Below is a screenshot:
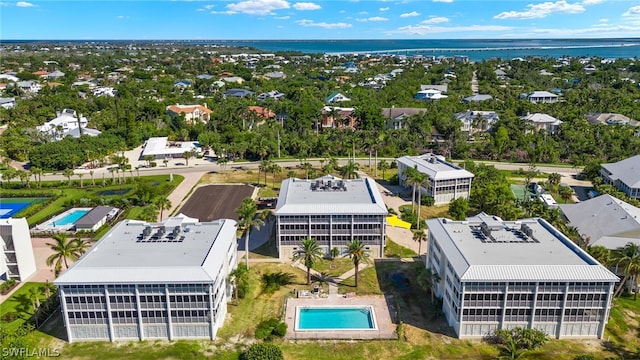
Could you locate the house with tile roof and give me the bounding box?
[585,113,637,126]
[166,104,212,125]
[321,106,357,129]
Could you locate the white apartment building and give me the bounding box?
[275,175,388,259]
[397,154,474,205]
[0,218,37,281]
[426,213,618,339]
[54,215,238,342]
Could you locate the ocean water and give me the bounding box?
[219,38,640,61]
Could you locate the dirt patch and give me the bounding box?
[177,184,255,221]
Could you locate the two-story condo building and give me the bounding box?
[397,154,474,205]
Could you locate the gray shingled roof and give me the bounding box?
[559,194,640,249]
[75,206,117,227]
[601,155,640,188]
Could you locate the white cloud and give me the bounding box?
[357,16,388,22]
[598,18,608,22]
[116,15,130,19]
[16,1,36,7]
[339,10,345,13]
[433,0,453,2]
[293,2,320,10]
[494,1,585,20]
[227,0,290,15]
[380,7,389,11]
[422,16,449,24]
[623,5,640,16]
[211,10,237,14]
[295,19,352,29]
[359,11,368,14]
[581,0,603,4]
[274,15,290,19]
[400,11,420,18]
[197,4,215,11]
[388,24,512,35]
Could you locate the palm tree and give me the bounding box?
[416,267,441,302]
[404,167,420,213]
[30,166,43,188]
[269,163,282,188]
[612,243,640,298]
[258,160,271,186]
[345,239,370,288]
[154,196,172,221]
[89,170,95,186]
[46,234,88,276]
[235,197,264,268]
[340,160,359,179]
[228,263,249,305]
[139,203,159,222]
[183,151,192,166]
[298,162,313,180]
[547,172,561,188]
[377,159,390,180]
[292,237,324,285]
[587,246,611,266]
[77,173,84,188]
[62,168,74,186]
[413,230,428,256]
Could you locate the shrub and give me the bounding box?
[0,312,19,323]
[261,272,293,294]
[255,318,287,340]
[573,355,596,360]
[0,279,17,295]
[242,343,283,360]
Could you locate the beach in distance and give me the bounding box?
[5,38,640,60]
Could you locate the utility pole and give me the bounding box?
[277,130,281,158]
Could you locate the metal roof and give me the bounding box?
[601,155,640,188]
[54,216,237,285]
[559,194,640,249]
[426,214,618,282]
[74,206,117,227]
[397,154,475,181]
[275,176,387,215]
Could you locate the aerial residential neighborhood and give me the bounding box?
[1,39,640,360]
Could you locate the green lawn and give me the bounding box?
[0,282,48,331]
[385,239,418,258]
[311,258,354,277]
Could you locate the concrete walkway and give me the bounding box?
[291,260,370,297]
[164,170,206,219]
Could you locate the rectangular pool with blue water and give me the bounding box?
[296,306,377,331]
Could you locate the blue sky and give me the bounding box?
[1,0,639,39]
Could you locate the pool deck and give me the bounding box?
[32,207,92,232]
[284,294,397,340]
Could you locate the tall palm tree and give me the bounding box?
[46,234,88,276]
[154,196,172,221]
[292,237,324,285]
[235,197,264,268]
[269,163,282,188]
[404,167,420,213]
[228,263,249,305]
[377,159,390,180]
[345,239,370,288]
[62,168,74,186]
[258,160,271,186]
[416,267,441,302]
[613,243,640,298]
[340,160,359,179]
[413,230,428,256]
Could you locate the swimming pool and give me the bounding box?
[296,306,377,331]
[52,209,90,227]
